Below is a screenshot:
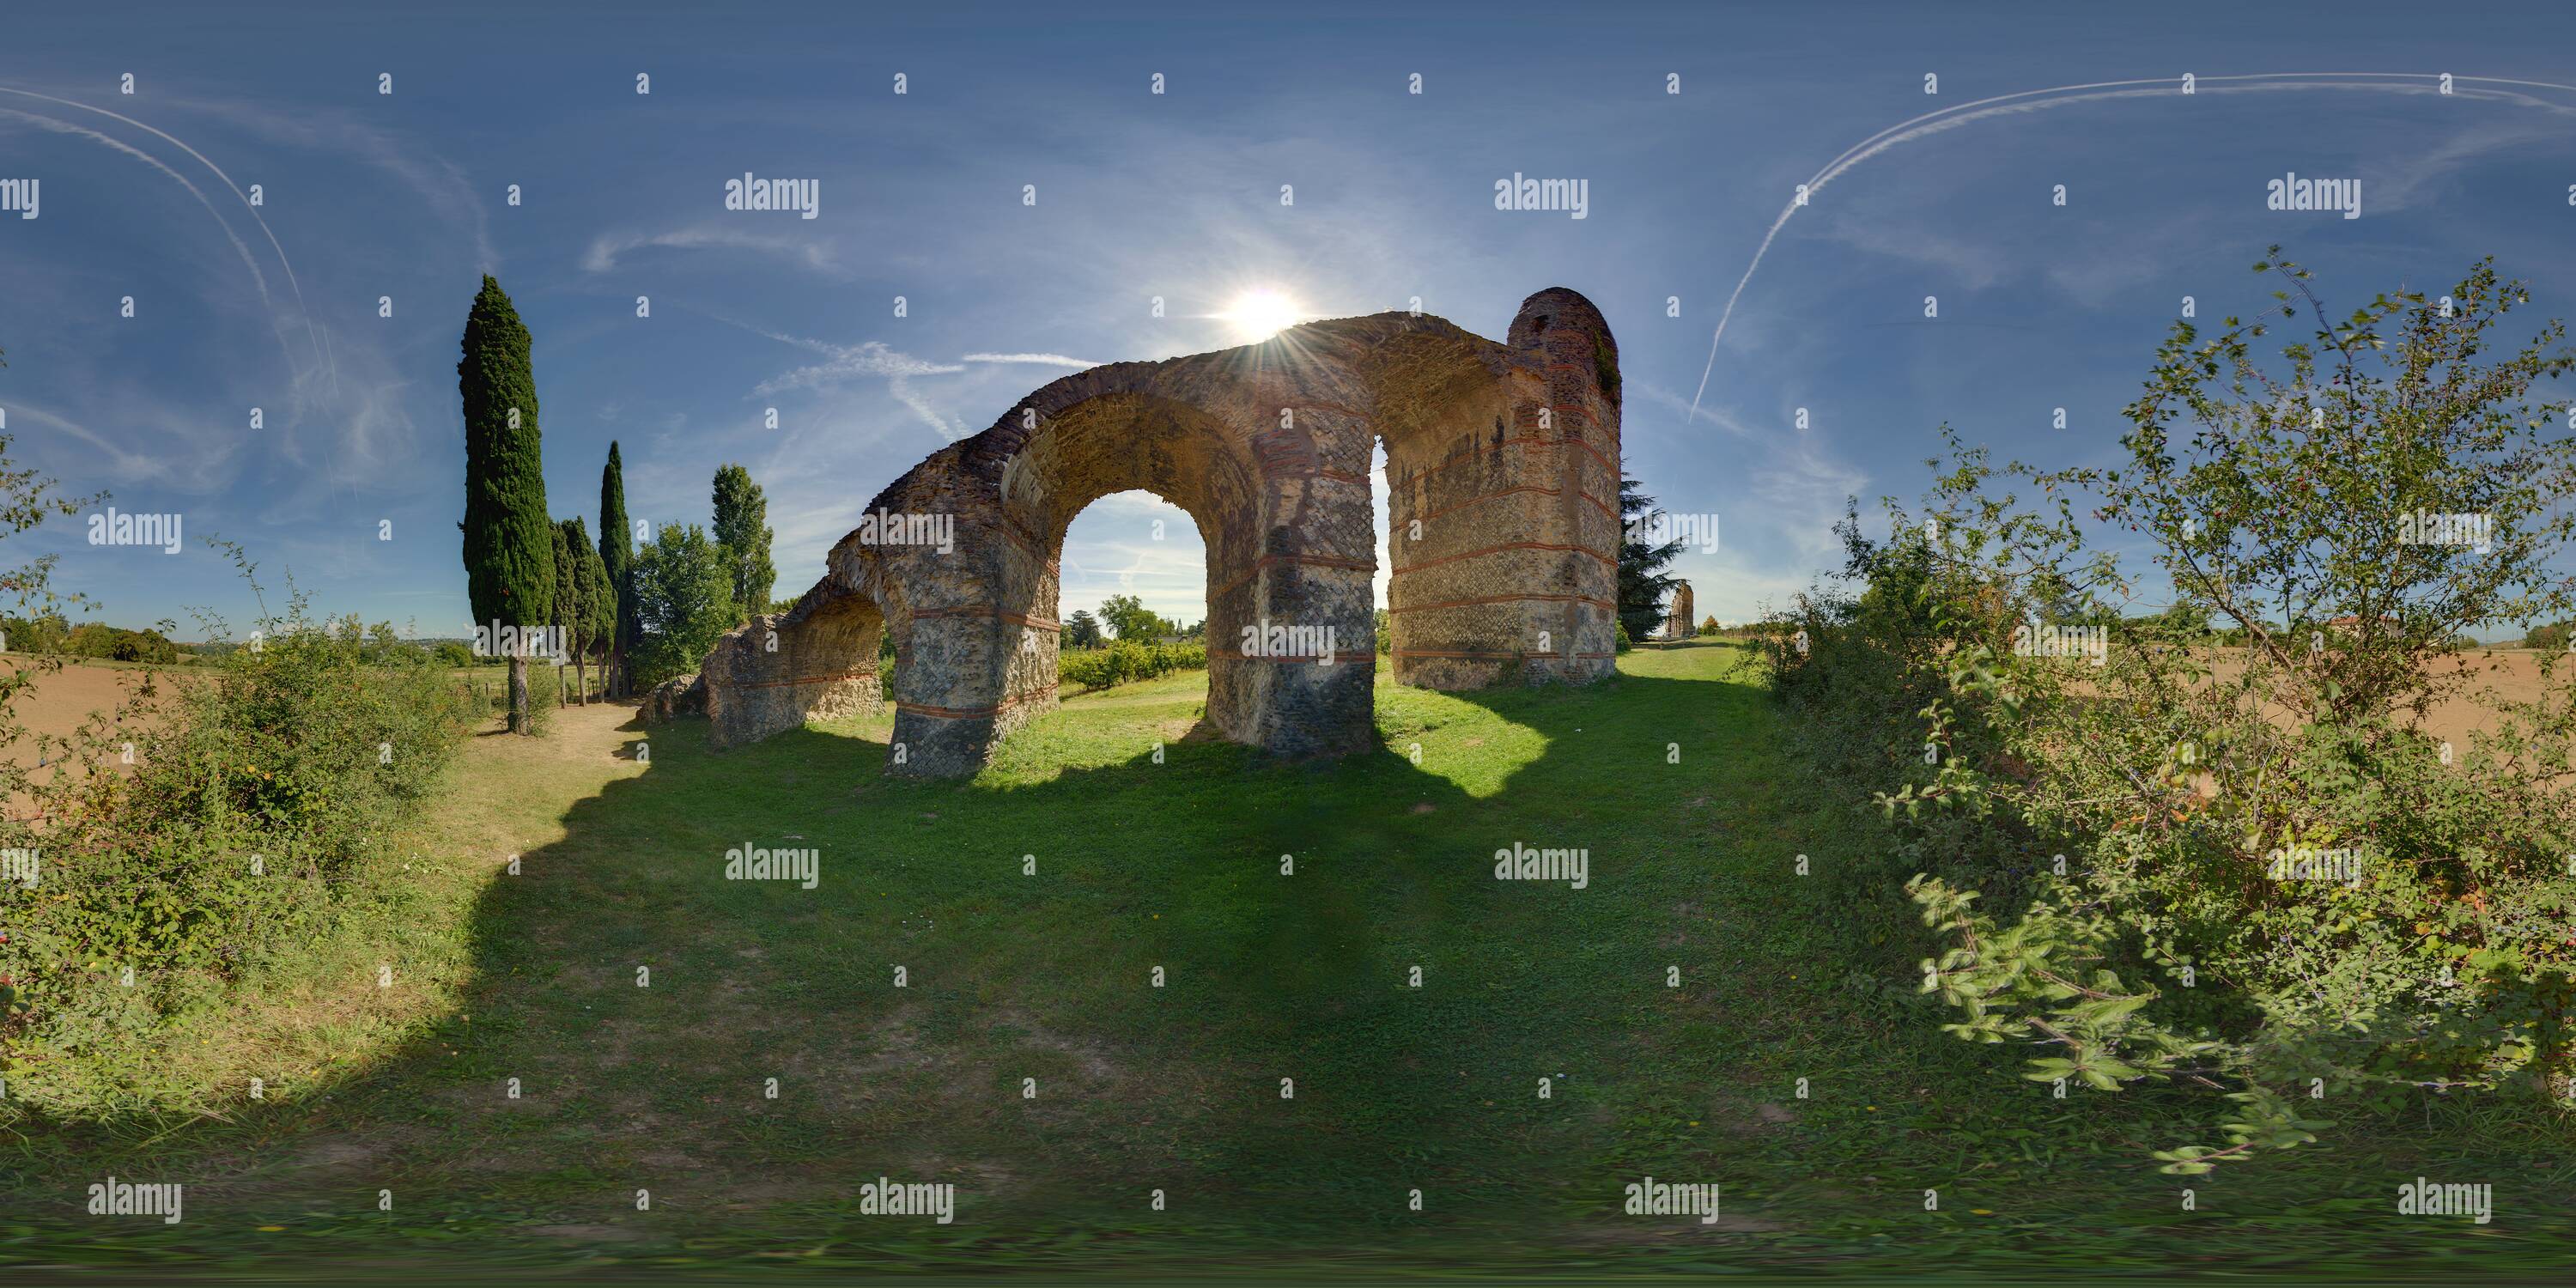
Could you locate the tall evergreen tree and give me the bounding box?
[599,441,636,696]
[1616,474,1684,644]
[550,519,574,688]
[710,463,776,618]
[553,516,608,703]
[581,524,614,697]
[458,275,553,734]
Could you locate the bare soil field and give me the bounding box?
[2193,646,2564,749]
[2,656,173,811]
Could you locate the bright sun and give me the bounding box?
[1219,289,1303,342]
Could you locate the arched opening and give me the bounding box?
[1054,486,1210,676]
[996,390,1273,747]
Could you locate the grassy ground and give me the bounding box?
[1,642,2569,1282]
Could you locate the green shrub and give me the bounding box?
[1058,639,1208,691]
[1765,253,2576,1175]
[0,566,474,1113]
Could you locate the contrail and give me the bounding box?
[0,110,277,314]
[1688,71,2576,424]
[0,84,333,395]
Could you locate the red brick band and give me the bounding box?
[896,684,1058,721]
[1395,649,1616,661]
[1390,592,1614,614]
[1391,541,1615,576]
[1209,552,1378,601]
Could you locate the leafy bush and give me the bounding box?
[1764,253,2576,1174]
[629,522,739,690]
[0,550,474,1113]
[1059,639,1207,691]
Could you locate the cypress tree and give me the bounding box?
[711,462,776,617]
[553,517,606,704]
[458,275,553,734]
[600,441,636,696]
[581,521,614,702]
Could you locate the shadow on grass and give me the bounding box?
[10,643,2573,1278]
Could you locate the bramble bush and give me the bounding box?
[0,542,473,1115]
[1763,252,2576,1173]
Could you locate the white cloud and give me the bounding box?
[960,352,1101,368]
[583,224,837,275]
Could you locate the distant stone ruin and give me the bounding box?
[695,288,1623,777]
[1664,580,1694,641]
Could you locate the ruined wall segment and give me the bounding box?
[1388,288,1622,687]
[699,288,1624,777]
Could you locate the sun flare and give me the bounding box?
[1219,289,1303,342]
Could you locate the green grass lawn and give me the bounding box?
[3,641,2570,1281]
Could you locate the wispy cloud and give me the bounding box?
[583,224,838,275]
[740,328,968,441]
[959,352,1102,368]
[179,96,497,272]
[1630,381,1759,438]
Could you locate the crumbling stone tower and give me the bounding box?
[696,288,1622,777]
[1665,580,1694,640]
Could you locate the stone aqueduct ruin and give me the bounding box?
[694,287,1623,777]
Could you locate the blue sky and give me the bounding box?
[8,1,2576,640]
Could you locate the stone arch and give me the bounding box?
[701,287,1622,777]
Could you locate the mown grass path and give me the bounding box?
[4,642,2571,1280]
